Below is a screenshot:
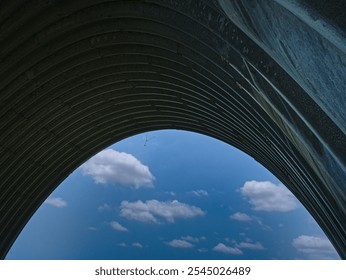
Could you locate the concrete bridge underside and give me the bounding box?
[0,0,345,259]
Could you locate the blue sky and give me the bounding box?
[6,130,340,260]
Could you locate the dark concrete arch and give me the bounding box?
[0,0,345,259]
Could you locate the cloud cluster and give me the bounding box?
[167,239,194,248]
[120,200,205,223]
[44,197,67,208]
[110,221,128,232]
[292,235,338,259]
[213,243,243,255]
[240,181,297,212]
[81,149,155,188]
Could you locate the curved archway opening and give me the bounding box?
[6,130,339,260]
[0,0,345,260]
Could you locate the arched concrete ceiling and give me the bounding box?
[0,0,345,259]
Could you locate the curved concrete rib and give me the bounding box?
[0,0,345,259]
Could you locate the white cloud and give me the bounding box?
[240,181,297,212]
[237,241,265,250]
[188,189,209,197]
[117,242,127,247]
[44,197,67,208]
[213,243,243,255]
[252,216,272,231]
[132,242,143,248]
[120,200,205,223]
[292,235,339,259]
[98,203,111,212]
[167,239,193,248]
[230,212,253,222]
[230,212,271,230]
[81,149,155,188]
[110,221,128,232]
[181,236,206,243]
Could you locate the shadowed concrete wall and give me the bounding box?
[0,0,345,259]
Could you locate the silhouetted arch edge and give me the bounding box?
[0,0,345,259]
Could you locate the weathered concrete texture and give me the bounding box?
[0,0,345,259]
[219,0,346,134]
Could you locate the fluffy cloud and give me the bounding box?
[292,235,338,259]
[181,236,206,243]
[167,239,194,248]
[237,241,265,250]
[213,243,243,255]
[230,212,253,222]
[240,181,297,212]
[81,149,155,188]
[187,189,209,197]
[44,197,67,208]
[120,200,205,223]
[110,221,128,232]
